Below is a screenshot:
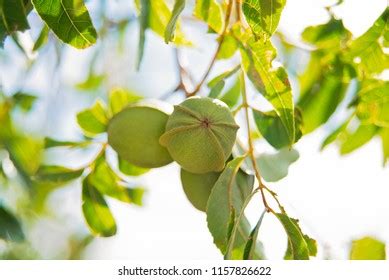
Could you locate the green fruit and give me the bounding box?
[180,169,220,212]
[108,102,173,168]
[160,97,239,174]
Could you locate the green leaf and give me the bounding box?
[320,117,352,150]
[253,109,302,149]
[346,10,389,75]
[118,157,149,176]
[217,33,238,59]
[302,18,351,50]
[356,80,389,128]
[381,128,389,166]
[0,205,25,242]
[257,148,299,182]
[0,0,30,47]
[109,88,142,116]
[194,0,224,33]
[207,66,240,88]
[44,137,83,148]
[137,0,150,70]
[34,165,84,184]
[208,80,225,98]
[31,0,97,49]
[219,77,241,109]
[76,99,108,136]
[82,175,117,237]
[90,156,144,205]
[11,92,37,112]
[75,73,105,91]
[206,156,254,254]
[298,54,352,133]
[239,35,295,144]
[350,237,386,260]
[242,0,286,38]
[340,124,378,155]
[275,213,310,260]
[33,24,49,51]
[243,210,266,260]
[164,0,185,43]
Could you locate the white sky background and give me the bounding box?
[0,0,388,260]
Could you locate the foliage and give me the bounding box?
[0,0,387,260]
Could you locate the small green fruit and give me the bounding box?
[180,169,220,212]
[160,97,239,174]
[108,102,173,168]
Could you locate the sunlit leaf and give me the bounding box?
[207,66,240,88]
[33,24,49,52]
[0,205,25,242]
[256,148,299,182]
[82,175,117,237]
[118,157,149,177]
[242,0,286,38]
[346,10,389,75]
[164,0,185,43]
[220,77,241,109]
[350,237,386,260]
[75,73,105,91]
[31,0,97,49]
[243,210,266,260]
[44,137,83,149]
[90,156,144,205]
[34,165,84,184]
[217,33,238,59]
[0,0,30,47]
[109,88,142,116]
[76,99,108,136]
[320,117,352,150]
[239,33,295,144]
[275,213,310,260]
[356,80,389,128]
[253,109,302,149]
[194,0,224,33]
[340,124,378,155]
[381,128,389,166]
[207,156,255,254]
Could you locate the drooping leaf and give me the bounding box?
[320,116,352,150]
[381,128,389,166]
[242,0,286,38]
[33,24,49,51]
[76,99,108,136]
[164,0,185,43]
[275,213,310,260]
[31,0,97,49]
[238,33,295,144]
[208,66,240,88]
[82,175,117,237]
[109,88,142,116]
[256,148,299,182]
[253,109,302,149]
[302,18,351,50]
[220,77,241,109]
[118,157,149,177]
[346,10,389,76]
[0,0,30,47]
[11,92,37,112]
[206,156,255,254]
[350,237,386,260]
[194,0,224,33]
[340,124,378,155]
[298,54,353,133]
[0,205,25,242]
[137,0,150,69]
[243,210,266,260]
[90,156,144,205]
[34,165,84,184]
[44,137,83,149]
[356,80,389,128]
[208,80,225,98]
[75,73,105,91]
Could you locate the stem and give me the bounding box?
[235,0,242,22]
[187,0,234,97]
[240,70,274,213]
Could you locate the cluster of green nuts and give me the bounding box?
[108,97,239,211]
